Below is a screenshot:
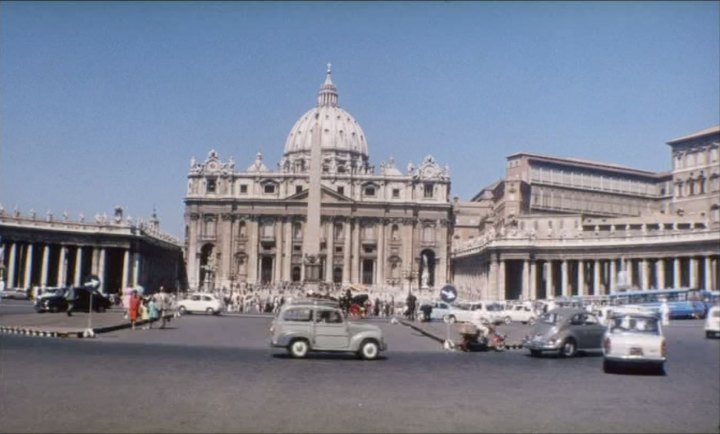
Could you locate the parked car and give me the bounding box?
[270,299,387,359]
[429,301,476,323]
[1,288,29,300]
[177,293,224,315]
[504,303,538,325]
[522,308,605,357]
[35,287,111,313]
[705,305,720,338]
[603,311,666,374]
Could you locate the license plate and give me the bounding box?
[629,347,643,356]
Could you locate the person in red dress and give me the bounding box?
[128,290,141,330]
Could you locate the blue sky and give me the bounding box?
[1,1,718,237]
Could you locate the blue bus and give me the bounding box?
[607,288,709,319]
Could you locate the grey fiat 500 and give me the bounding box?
[523,307,605,357]
[270,299,387,360]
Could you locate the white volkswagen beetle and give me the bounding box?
[602,310,666,375]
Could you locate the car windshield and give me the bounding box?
[609,315,660,335]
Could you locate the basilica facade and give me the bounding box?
[184,68,452,291]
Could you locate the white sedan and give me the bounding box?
[177,293,224,315]
[705,306,720,338]
[602,312,666,375]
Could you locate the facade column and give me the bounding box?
[40,244,50,287]
[593,260,600,296]
[274,219,283,284]
[325,221,334,283]
[578,260,585,296]
[98,248,106,292]
[132,252,141,287]
[351,219,360,284]
[23,243,34,289]
[248,218,259,283]
[689,257,698,288]
[705,256,713,290]
[641,259,649,290]
[283,218,292,282]
[530,260,538,300]
[546,260,555,298]
[74,247,83,286]
[610,259,617,293]
[121,249,130,290]
[342,219,352,285]
[7,243,17,288]
[522,259,530,301]
[657,259,665,290]
[497,258,506,300]
[673,258,681,288]
[626,259,635,289]
[561,260,568,297]
[57,245,67,287]
[488,257,498,300]
[376,221,385,287]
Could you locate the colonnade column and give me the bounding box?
[578,260,585,296]
[593,260,600,296]
[626,259,635,289]
[522,259,530,301]
[57,245,67,287]
[23,243,34,288]
[546,260,555,298]
[657,259,665,290]
[673,258,681,288]
[40,244,50,287]
[248,218,259,283]
[132,252,141,287]
[529,260,538,300]
[376,221,385,286]
[74,247,83,286]
[342,219,351,285]
[641,259,649,290]
[689,257,698,288]
[561,260,568,297]
[705,256,713,290]
[610,259,617,293]
[325,221,334,283]
[97,248,106,292]
[7,243,17,288]
[283,218,292,282]
[121,249,130,290]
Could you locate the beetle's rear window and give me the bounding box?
[282,308,313,322]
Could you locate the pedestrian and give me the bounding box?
[660,299,670,326]
[64,286,76,317]
[140,298,150,329]
[128,290,141,330]
[156,287,171,329]
[148,297,159,329]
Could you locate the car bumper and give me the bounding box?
[523,340,561,351]
[605,355,666,364]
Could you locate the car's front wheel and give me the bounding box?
[559,339,577,358]
[178,306,187,315]
[206,307,215,315]
[445,315,456,324]
[359,340,380,360]
[504,316,512,325]
[289,339,310,358]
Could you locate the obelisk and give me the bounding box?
[302,66,330,283]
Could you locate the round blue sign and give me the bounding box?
[440,285,457,303]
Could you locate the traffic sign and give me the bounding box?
[440,285,457,303]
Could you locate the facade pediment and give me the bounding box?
[284,185,354,204]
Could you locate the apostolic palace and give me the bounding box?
[1,67,719,300]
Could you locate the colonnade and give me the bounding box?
[456,253,720,301]
[1,240,142,293]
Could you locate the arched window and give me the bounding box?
[334,223,343,240]
[293,222,303,239]
[391,224,399,241]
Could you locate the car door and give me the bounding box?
[312,308,350,349]
[188,294,202,312]
[583,313,605,349]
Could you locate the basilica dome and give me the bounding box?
[283,67,369,162]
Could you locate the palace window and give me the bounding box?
[364,186,376,197]
[240,184,248,194]
[264,184,276,194]
[293,222,303,239]
[296,185,303,194]
[392,188,400,198]
[424,183,434,198]
[337,186,344,195]
[334,223,343,240]
[206,179,216,194]
[422,226,435,242]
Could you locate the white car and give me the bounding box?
[177,293,224,315]
[504,303,538,325]
[461,301,506,325]
[429,301,476,323]
[705,306,720,338]
[602,311,666,375]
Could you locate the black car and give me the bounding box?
[35,287,111,313]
